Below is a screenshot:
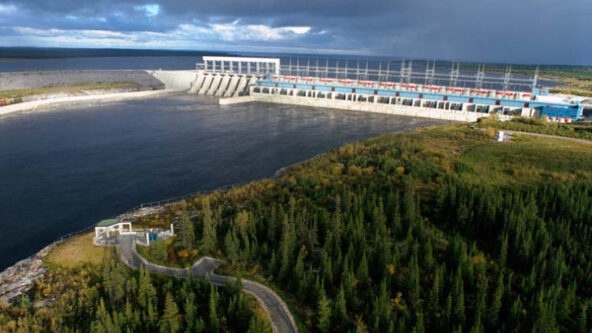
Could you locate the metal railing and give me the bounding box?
[119,182,243,217]
[30,182,244,263]
[196,56,541,93]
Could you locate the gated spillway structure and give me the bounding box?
[188,56,278,97]
[187,56,586,122]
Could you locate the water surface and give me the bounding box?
[0,95,445,270]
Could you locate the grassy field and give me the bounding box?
[44,232,108,268]
[476,117,592,140]
[549,77,592,97]
[383,124,592,186]
[459,134,592,185]
[0,82,142,100]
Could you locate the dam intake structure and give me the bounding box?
[152,56,588,122]
[185,56,275,97]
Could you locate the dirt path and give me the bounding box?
[118,235,298,333]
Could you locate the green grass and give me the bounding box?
[349,124,592,187]
[0,82,142,100]
[44,233,108,268]
[476,117,592,141]
[459,134,592,185]
[549,77,592,97]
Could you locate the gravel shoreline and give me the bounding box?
[0,89,171,116]
[0,70,164,91]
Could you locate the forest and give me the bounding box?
[0,249,271,333]
[2,123,592,332]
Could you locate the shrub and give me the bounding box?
[148,239,168,261]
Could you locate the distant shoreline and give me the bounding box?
[0,89,170,116]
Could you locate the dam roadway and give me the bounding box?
[118,235,298,333]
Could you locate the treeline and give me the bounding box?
[4,125,591,332]
[158,131,592,332]
[179,179,592,332]
[0,252,270,333]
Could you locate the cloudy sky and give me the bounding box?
[0,0,590,65]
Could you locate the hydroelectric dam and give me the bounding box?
[149,56,587,122]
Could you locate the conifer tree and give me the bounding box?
[138,266,157,310]
[489,273,504,327]
[224,228,240,263]
[208,286,220,332]
[201,198,217,253]
[184,292,196,331]
[180,201,195,250]
[247,316,271,333]
[453,268,466,325]
[317,289,331,333]
[333,284,348,324]
[159,293,180,333]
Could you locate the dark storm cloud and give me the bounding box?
[0,0,590,65]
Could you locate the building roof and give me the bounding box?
[97,218,120,227]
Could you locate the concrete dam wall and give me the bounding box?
[146,70,252,97]
[221,86,513,122]
[188,72,254,97]
[147,70,197,91]
[145,69,500,122]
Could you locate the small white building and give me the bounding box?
[94,218,135,241]
[495,131,506,142]
[94,218,176,246]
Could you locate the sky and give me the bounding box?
[0,0,590,65]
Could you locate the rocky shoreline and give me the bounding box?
[0,70,166,109]
[0,70,164,91]
[0,242,56,304]
[0,85,160,107]
[0,205,168,304]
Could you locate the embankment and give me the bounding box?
[0,89,169,116]
[0,70,164,91]
[0,70,171,116]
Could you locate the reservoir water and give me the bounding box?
[0,94,446,271]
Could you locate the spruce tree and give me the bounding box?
[138,266,157,310]
[489,273,504,327]
[180,201,195,250]
[317,289,331,333]
[333,284,348,324]
[453,268,466,325]
[159,293,180,333]
[201,198,217,253]
[208,286,220,332]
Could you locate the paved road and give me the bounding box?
[118,235,297,333]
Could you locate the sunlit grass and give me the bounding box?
[45,232,108,268]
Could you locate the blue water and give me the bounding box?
[0,95,445,271]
